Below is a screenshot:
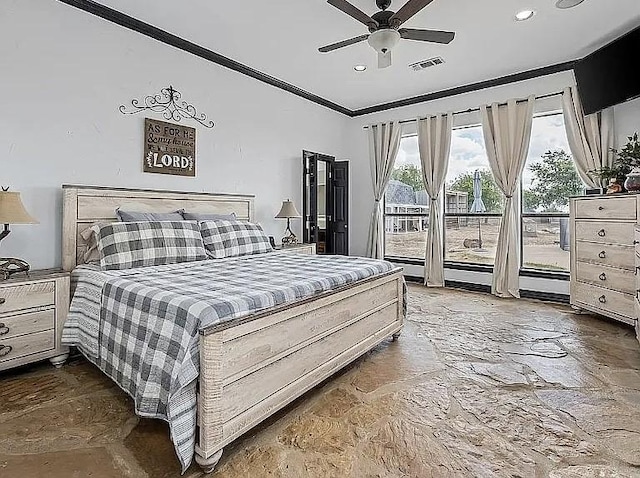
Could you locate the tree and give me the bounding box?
[525,150,583,212]
[449,169,502,213]
[391,164,423,191]
[522,189,539,212]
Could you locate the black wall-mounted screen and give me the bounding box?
[574,25,640,116]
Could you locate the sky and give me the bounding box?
[393,111,573,190]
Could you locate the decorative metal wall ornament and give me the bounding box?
[120,85,214,128]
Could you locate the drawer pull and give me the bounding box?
[597,229,606,237]
[599,272,607,281]
[598,251,606,259]
[0,298,5,306]
[598,206,604,211]
[0,323,8,336]
[635,240,640,245]
[598,295,607,304]
[0,344,12,358]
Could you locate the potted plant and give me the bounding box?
[616,132,640,192]
[588,132,640,192]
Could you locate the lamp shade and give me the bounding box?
[0,191,38,224]
[275,199,301,219]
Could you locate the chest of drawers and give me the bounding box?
[0,270,70,371]
[570,195,637,327]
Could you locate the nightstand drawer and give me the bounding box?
[0,329,55,364]
[0,309,55,340]
[0,281,55,314]
[575,196,637,220]
[277,244,316,255]
[282,245,315,254]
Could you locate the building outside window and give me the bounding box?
[384,136,469,259]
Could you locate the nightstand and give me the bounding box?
[0,270,70,371]
[276,243,316,255]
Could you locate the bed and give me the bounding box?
[60,185,405,473]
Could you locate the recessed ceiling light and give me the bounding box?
[354,65,367,72]
[555,0,585,8]
[515,9,535,21]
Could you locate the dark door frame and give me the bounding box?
[303,150,336,253]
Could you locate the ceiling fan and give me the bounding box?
[319,0,455,68]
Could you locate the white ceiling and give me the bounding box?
[94,0,640,111]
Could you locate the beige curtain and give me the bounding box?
[417,113,453,286]
[481,97,535,298]
[562,85,614,189]
[366,121,402,259]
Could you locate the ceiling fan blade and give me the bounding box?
[399,28,455,44]
[319,34,370,53]
[389,0,435,26]
[327,0,378,28]
[378,51,392,68]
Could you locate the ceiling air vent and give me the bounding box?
[409,56,445,71]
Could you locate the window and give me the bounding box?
[521,112,580,272]
[382,106,584,277]
[444,125,502,265]
[384,135,426,259]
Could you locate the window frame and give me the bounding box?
[382,109,576,281]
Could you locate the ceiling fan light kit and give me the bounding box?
[368,29,401,68]
[319,0,455,69]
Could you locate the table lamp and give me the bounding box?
[0,188,38,279]
[275,199,301,246]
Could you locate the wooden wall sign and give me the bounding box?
[144,118,196,177]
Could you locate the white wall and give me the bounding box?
[614,96,640,144]
[0,0,351,269]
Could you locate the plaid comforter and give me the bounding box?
[62,251,403,472]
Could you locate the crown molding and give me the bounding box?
[57,0,575,118]
[350,61,576,116]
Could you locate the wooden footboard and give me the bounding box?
[195,270,404,471]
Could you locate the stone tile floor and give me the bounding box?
[1,284,640,477]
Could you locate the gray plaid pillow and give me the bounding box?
[91,221,208,270]
[199,220,273,259]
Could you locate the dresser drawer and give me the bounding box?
[0,309,55,340]
[575,196,637,220]
[574,221,634,245]
[575,241,634,270]
[575,262,635,295]
[573,281,634,320]
[0,329,55,364]
[0,282,55,314]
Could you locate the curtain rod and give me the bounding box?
[362,91,563,129]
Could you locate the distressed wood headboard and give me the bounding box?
[62,185,255,271]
